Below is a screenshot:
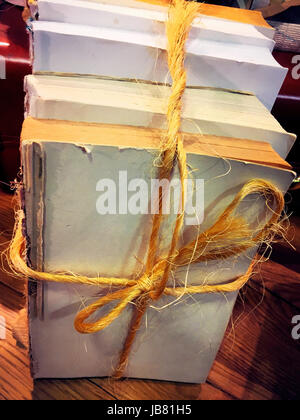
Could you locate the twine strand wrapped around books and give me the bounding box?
[11,0,285,379]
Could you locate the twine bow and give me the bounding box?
[10,0,286,379]
[10,178,284,377]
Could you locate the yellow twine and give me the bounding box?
[22,0,37,22]
[11,0,286,379]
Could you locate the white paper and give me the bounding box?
[31,18,287,110]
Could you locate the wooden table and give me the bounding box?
[0,189,299,400]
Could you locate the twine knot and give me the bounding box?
[136,260,170,300]
[137,273,154,294]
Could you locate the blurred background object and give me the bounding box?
[5,0,25,5]
[0,0,31,189]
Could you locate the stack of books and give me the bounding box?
[22,0,296,383]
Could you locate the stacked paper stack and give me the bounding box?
[32,0,284,109]
[20,0,296,383]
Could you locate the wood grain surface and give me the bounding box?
[0,189,299,400]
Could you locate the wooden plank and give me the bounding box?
[208,283,300,400]
[268,215,300,274]
[90,378,234,401]
[0,189,27,294]
[0,281,26,312]
[251,260,300,309]
[198,382,235,401]
[0,284,33,400]
[33,379,116,401]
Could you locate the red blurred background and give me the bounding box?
[0,1,31,187]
